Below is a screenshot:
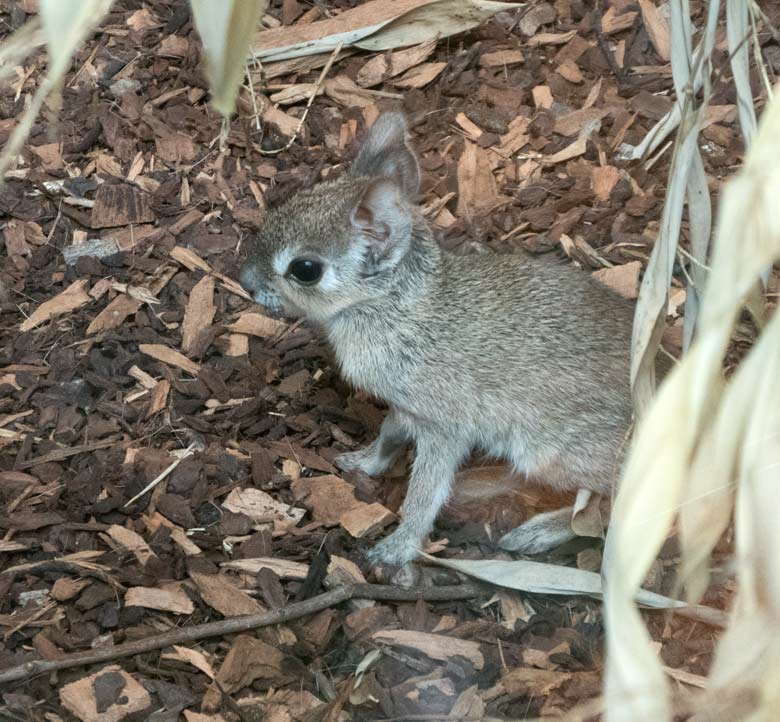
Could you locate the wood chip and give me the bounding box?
[457,141,499,216]
[226,312,287,337]
[339,502,395,538]
[527,30,577,46]
[190,572,266,617]
[106,525,157,565]
[592,261,642,299]
[480,49,524,67]
[371,629,485,669]
[601,7,638,35]
[496,115,531,158]
[221,557,310,580]
[553,107,609,137]
[145,379,170,419]
[213,635,286,695]
[139,344,201,376]
[164,645,216,679]
[532,85,554,109]
[357,39,437,87]
[87,294,141,335]
[557,59,583,83]
[90,183,154,228]
[393,61,447,89]
[20,280,91,332]
[638,0,671,62]
[125,585,195,614]
[222,487,305,529]
[591,165,620,202]
[60,666,151,722]
[182,275,216,354]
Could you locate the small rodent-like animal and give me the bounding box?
[239,112,636,565]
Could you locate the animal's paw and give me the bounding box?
[367,528,421,566]
[336,447,387,476]
[498,508,577,554]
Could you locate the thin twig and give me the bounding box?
[259,42,344,156]
[0,583,484,685]
[123,443,195,508]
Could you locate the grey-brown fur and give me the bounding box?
[239,112,635,565]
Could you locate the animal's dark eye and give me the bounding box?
[287,258,323,285]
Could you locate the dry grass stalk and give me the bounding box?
[603,63,780,722]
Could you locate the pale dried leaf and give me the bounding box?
[252,0,523,62]
[190,0,267,115]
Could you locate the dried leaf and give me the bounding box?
[252,0,523,62]
[190,0,267,115]
[421,553,687,608]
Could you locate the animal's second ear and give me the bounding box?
[351,112,420,198]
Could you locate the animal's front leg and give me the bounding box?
[336,409,408,476]
[368,432,467,566]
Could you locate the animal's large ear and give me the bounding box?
[351,112,420,198]
[350,177,413,275]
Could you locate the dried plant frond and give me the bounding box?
[604,73,780,722]
[190,0,268,116]
[0,0,116,182]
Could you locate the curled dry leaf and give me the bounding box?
[252,0,523,62]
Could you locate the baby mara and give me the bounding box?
[240,112,635,566]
